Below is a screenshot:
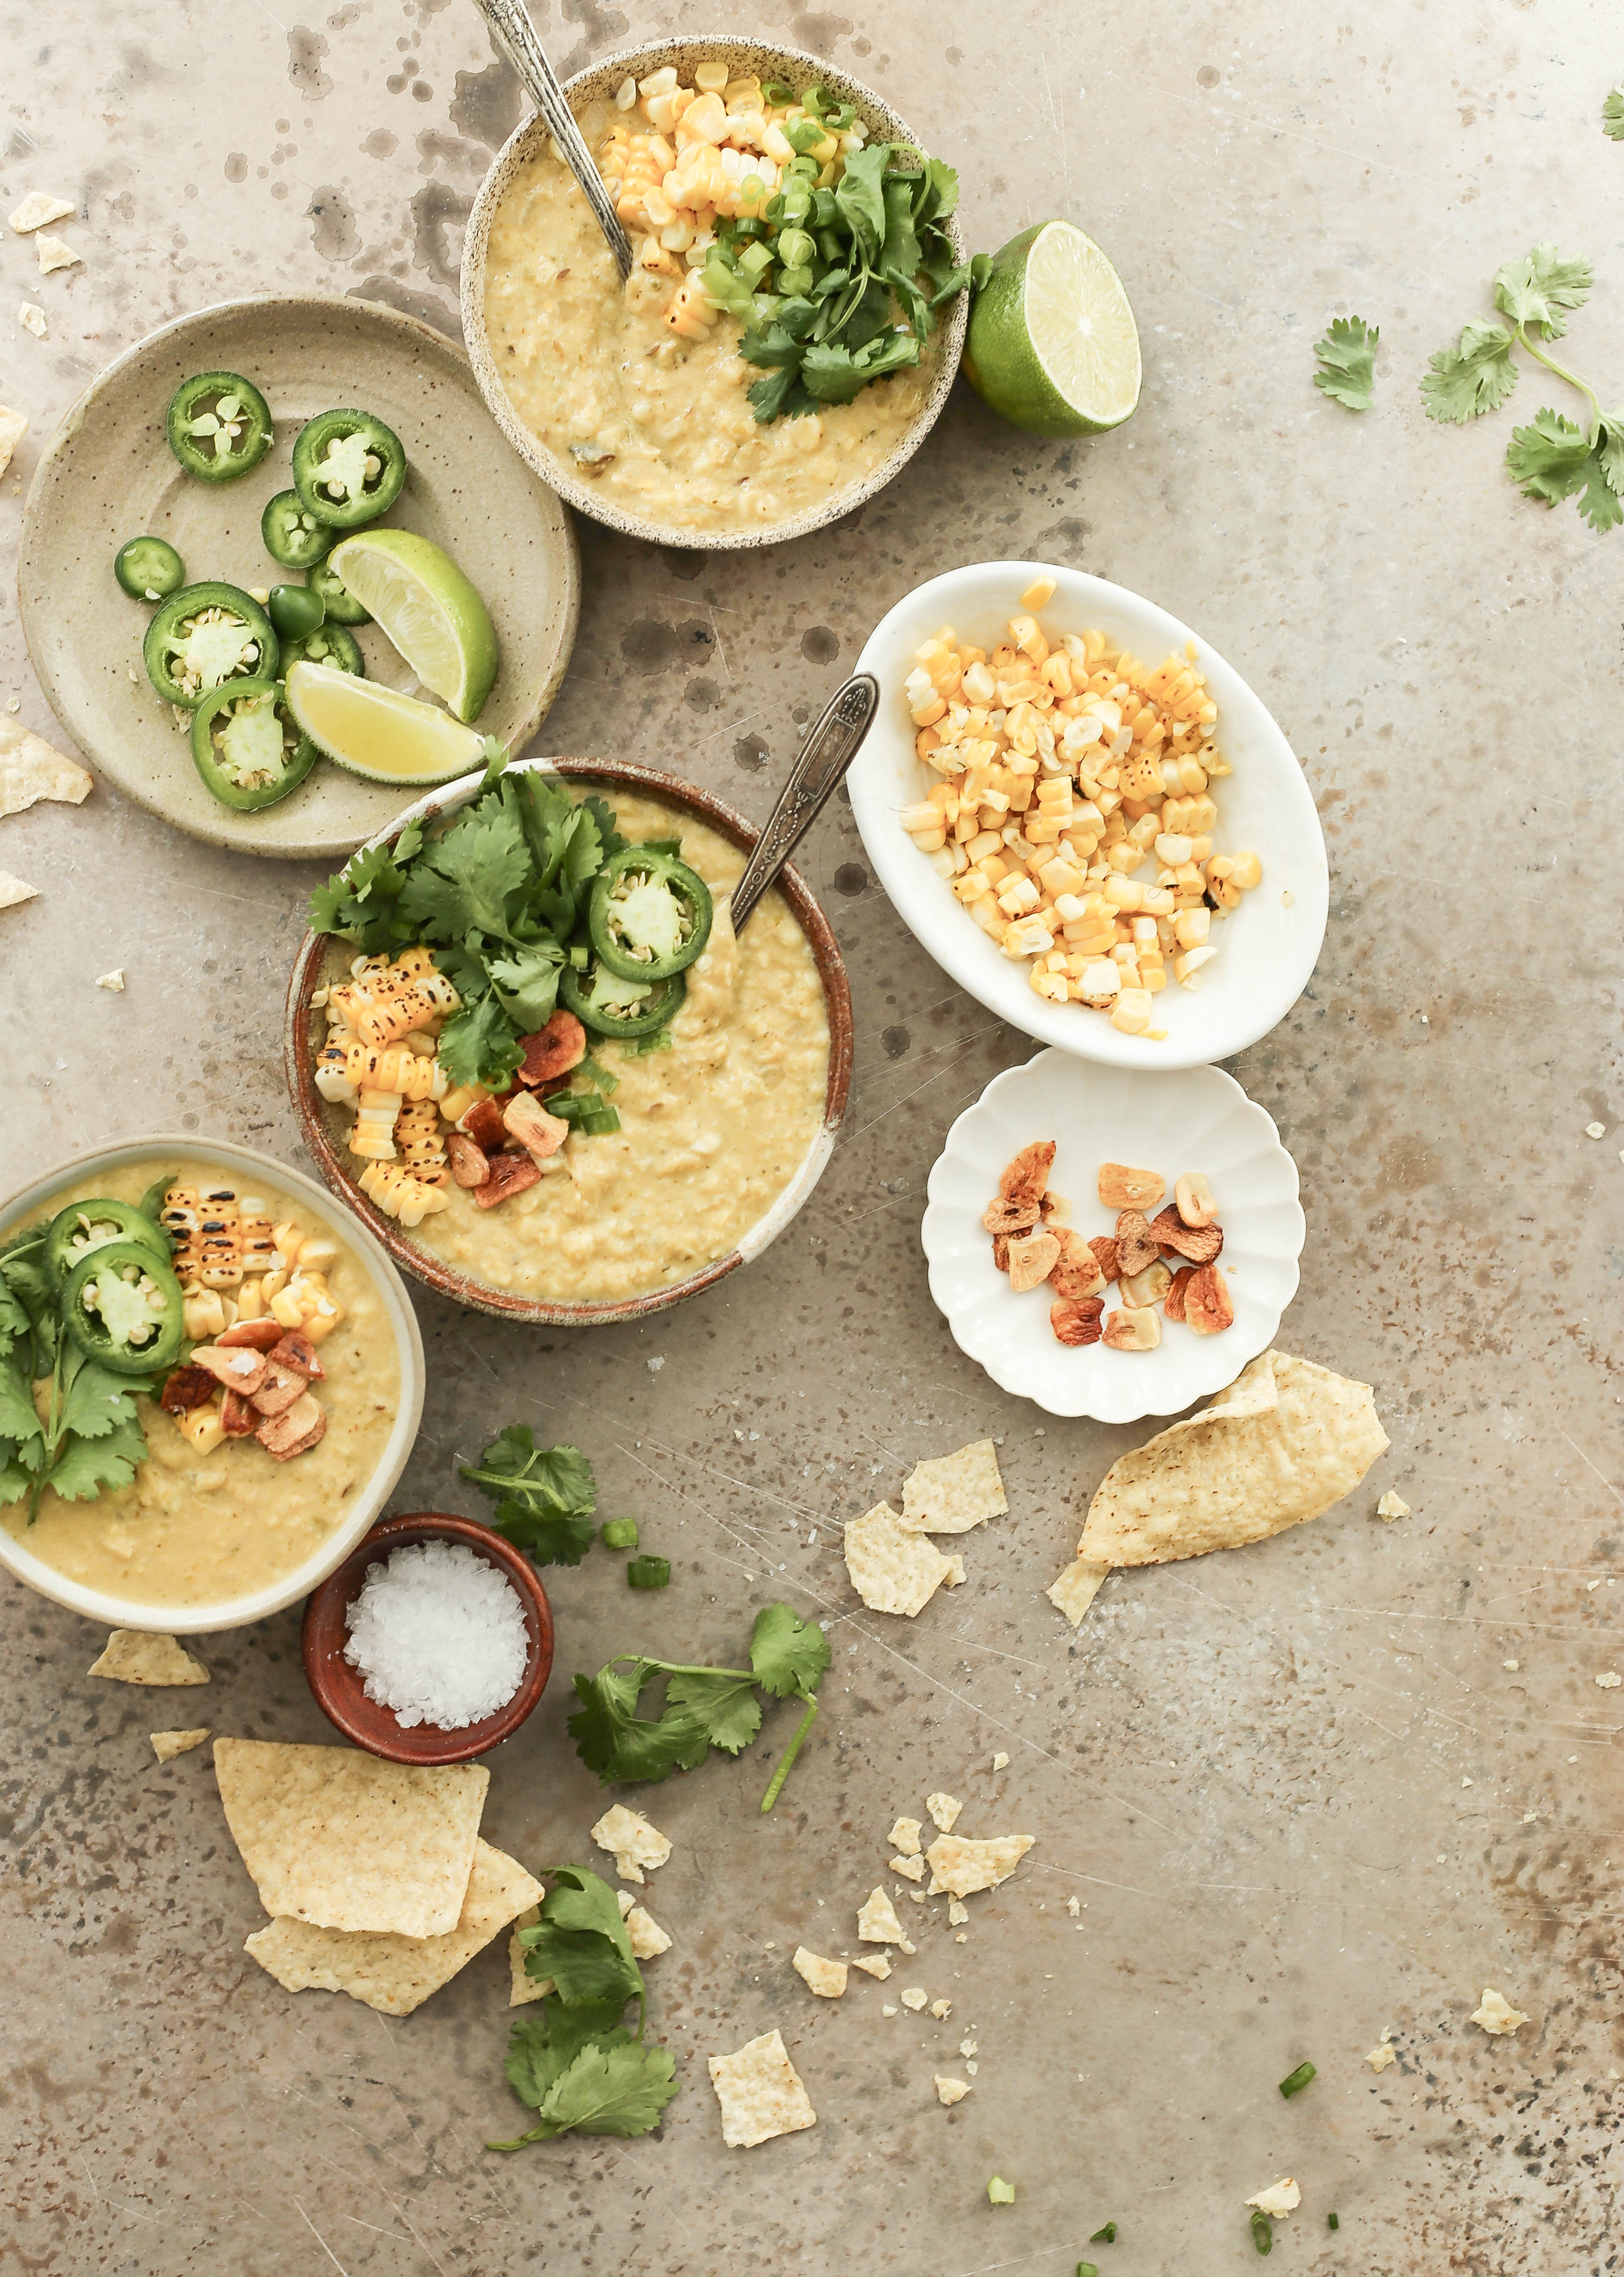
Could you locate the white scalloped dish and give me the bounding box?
[922,1054,1305,1422]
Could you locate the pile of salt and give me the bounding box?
[343,1538,529,1730]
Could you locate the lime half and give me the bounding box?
[964,220,1141,438]
[284,660,484,787]
[327,529,499,724]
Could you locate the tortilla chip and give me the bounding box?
[934,2075,971,2105]
[35,233,80,275]
[926,1792,962,1833]
[214,1738,487,1938]
[792,1946,847,1997]
[508,1904,552,2005]
[0,718,93,816]
[851,1952,892,1980]
[17,303,46,339]
[1470,1987,1527,2035]
[1079,1350,1389,1567]
[9,192,74,233]
[1247,2179,1300,2216]
[707,2029,817,2148]
[96,970,125,992]
[1376,1491,1409,1521]
[888,1815,922,1854]
[844,1503,965,1616]
[889,1851,926,1880]
[246,1840,543,2018]
[616,1887,672,1959]
[590,1802,671,1884]
[857,1886,911,1945]
[88,1630,208,1685]
[1047,1558,1112,1626]
[899,1985,926,2010]
[924,1832,1035,1898]
[899,1440,1008,1534]
[150,1728,210,1761]
[0,869,38,909]
[0,405,26,480]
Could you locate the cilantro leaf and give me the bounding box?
[749,1602,832,1699]
[1312,315,1378,410]
[506,2002,636,2107]
[46,1418,148,1501]
[663,1668,762,1755]
[397,796,531,945]
[0,1359,44,1457]
[528,2039,678,2139]
[1506,406,1593,502]
[834,142,888,261]
[880,179,922,292]
[1421,321,1518,422]
[0,1277,32,1363]
[0,1451,33,1506]
[516,1865,642,2007]
[1606,84,1624,140]
[308,840,410,946]
[58,1350,150,1443]
[462,1427,597,1563]
[434,993,524,1092]
[568,1661,715,1781]
[486,939,564,1031]
[800,333,921,403]
[1494,244,1593,340]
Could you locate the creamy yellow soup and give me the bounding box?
[482,149,936,535]
[2,1160,400,1611]
[332,792,831,1304]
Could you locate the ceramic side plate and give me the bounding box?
[18,292,580,860]
[922,1052,1305,1421]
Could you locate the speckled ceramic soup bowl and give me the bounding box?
[460,37,968,551]
[284,757,853,1326]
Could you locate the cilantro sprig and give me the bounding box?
[1422,244,1624,532]
[1606,84,1624,141]
[490,1864,678,2151]
[461,1426,599,1566]
[568,1601,831,1813]
[1312,316,1378,411]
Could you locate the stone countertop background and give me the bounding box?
[2,2,1621,2271]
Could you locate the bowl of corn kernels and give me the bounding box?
[847,562,1330,1070]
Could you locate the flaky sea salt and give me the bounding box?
[343,1538,529,1729]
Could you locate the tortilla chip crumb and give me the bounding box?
[1364,2042,1396,2071]
[17,303,46,339]
[590,1802,671,1884]
[792,1947,847,1997]
[9,192,74,233]
[1596,1671,1621,1689]
[857,1887,908,1944]
[888,1815,923,1855]
[934,2075,971,2105]
[508,1906,552,2005]
[1246,2179,1300,2217]
[926,1791,962,1833]
[1047,1557,1112,1626]
[948,1898,969,1925]
[899,1987,926,2011]
[1376,1491,1409,1521]
[89,1631,208,1686]
[0,719,93,818]
[890,1852,926,1881]
[1065,1894,1080,1916]
[959,2036,978,2055]
[1470,1987,1527,2036]
[615,1887,673,1958]
[707,2029,817,2148]
[929,1998,952,2019]
[95,969,126,992]
[0,405,25,479]
[35,233,80,275]
[881,2002,898,2016]
[925,1832,1035,1899]
[991,1752,1010,1771]
[900,1440,1008,1534]
[844,1502,966,1615]
[149,1727,210,1761]
[0,869,39,910]
[851,1953,891,1980]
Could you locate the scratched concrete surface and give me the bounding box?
[2,1,1622,2271]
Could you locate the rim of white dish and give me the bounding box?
[921,1053,1305,1422]
[0,1134,426,1634]
[849,560,1330,1069]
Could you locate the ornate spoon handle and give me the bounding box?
[471,0,634,278]
[731,675,880,932]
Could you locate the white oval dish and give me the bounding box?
[849,561,1330,1070]
[0,1135,425,1635]
[922,1053,1304,1422]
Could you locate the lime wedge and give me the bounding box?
[964,220,1141,438]
[326,528,499,724]
[284,661,483,787]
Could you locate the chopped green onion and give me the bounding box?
[576,1052,619,1095]
[776,226,816,271]
[777,265,815,298]
[1278,2061,1316,2098]
[738,239,773,280]
[1327,2213,1340,2231]
[579,1108,620,1136]
[1089,2224,1117,2244]
[786,153,820,179]
[780,181,813,224]
[986,2177,1015,2206]
[762,79,793,103]
[1076,2266,1098,2277]
[568,942,589,969]
[785,118,826,155]
[601,1518,639,1549]
[627,1555,670,1590]
[1250,2212,1273,2256]
[619,1026,673,1059]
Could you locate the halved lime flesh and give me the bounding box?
[283,660,483,787]
[964,220,1141,438]
[327,529,499,724]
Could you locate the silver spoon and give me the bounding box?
[731,675,880,932]
[471,0,635,278]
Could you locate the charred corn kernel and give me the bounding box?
[908,824,948,852]
[1031,966,1069,1002]
[314,1032,361,1102]
[953,869,993,904]
[163,1186,245,1289]
[1230,850,1262,889]
[268,1287,304,1330]
[438,1082,488,1127]
[1142,965,1168,992]
[1174,946,1219,987]
[357,1159,451,1229]
[910,695,947,728]
[998,875,1041,915]
[396,1098,447,1184]
[1021,575,1057,611]
[179,1404,227,1455]
[1141,883,1174,914]
[236,1277,265,1322]
[1110,988,1154,1035]
[337,1042,446,1101]
[900,800,944,833]
[1131,916,1159,946]
[1003,915,1055,958]
[240,1218,276,1277]
[1008,614,1049,665]
[666,271,718,336]
[183,1289,228,1340]
[1104,877,1145,911]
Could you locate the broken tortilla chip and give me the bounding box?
[1079,1350,1389,1567]
[1470,1987,1527,2036]
[590,1802,671,1884]
[934,2074,971,2105]
[844,1502,965,1616]
[0,405,26,479]
[888,1815,922,1855]
[0,869,39,909]
[857,1886,912,1946]
[899,1440,1008,1534]
[0,718,93,816]
[850,1952,892,1980]
[508,1905,552,2005]
[616,1887,672,1959]
[35,233,80,275]
[246,1840,543,2018]
[708,2028,817,2147]
[792,1947,847,1997]
[924,1832,1035,1898]
[1046,1557,1112,1626]
[149,1728,210,1761]
[9,192,74,234]
[17,304,46,339]
[89,1630,208,1685]
[926,1791,962,1833]
[213,1738,487,1938]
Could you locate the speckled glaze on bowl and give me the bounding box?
[284,755,853,1325]
[301,1512,554,1766]
[18,293,581,860]
[460,37,968,552]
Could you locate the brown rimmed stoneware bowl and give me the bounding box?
[459,37,967,552]
[283,755,854,1325]
[301,1511,554,1765]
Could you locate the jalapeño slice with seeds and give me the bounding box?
[291,407,407,529]
[588,845,714,984]
[261,487,337,570]
[190,678,318,812]
[165,369,274,483]
[278,621,365,676]
[558,959,686,1041]
[305,554,372,625]
[45,1201,171,1289]
[114,535,186,602]
[142,582,278,709]
[62,1241,186,1376]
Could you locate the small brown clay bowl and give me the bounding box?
[284,755,853,1326]
[301,1511,553,1765]
[459,36,967,552]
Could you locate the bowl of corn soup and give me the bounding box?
[461,38,969,550]
[284,757,853,1324]
[847,561,1331,1070]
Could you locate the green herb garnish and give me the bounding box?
[1312,316,1377,410]
[601,1518,639,1550]
[987,2176,1016,2205]
[1606,84,1624,139]
[1089,2223,1118,2244]
[1278,2060,1316,2098]
[569,1600,830,1812]
[1328,2212,1340,2230]
[1250,2210,1273,2255]
[626,1554,670,1590]
[0,1230,153,1521]
[490,1863,678,2150]
[461,1426,597,1565]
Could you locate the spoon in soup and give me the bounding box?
[472,0,635,278]
[731,675,880,932]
